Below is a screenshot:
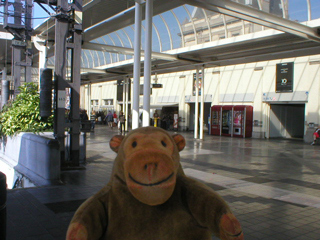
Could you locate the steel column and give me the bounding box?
[194,67,199,139]
[54,0,69,164]
[125,77,129,131]
[143,0,153,127]
[199,66,205,140]
[24,0,33,83]
[1,68,9,109]
[12,46,21,96]
[132,1,142,129]
[69,0,82,166]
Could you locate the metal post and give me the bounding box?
[24,0,33,83]
[54,0,69,164]
[1,68,9,109]
[33,37,47,83]
[12,46,21,96]
[194,67,199,139]
[69,0,82,166]
[132,1,142,130]
[87,83,91,113]
[122,77,126,130]
[200,65,205,140]
[125,77,129,131]
[143,0,153,127]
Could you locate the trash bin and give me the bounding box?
[0,172,6,240]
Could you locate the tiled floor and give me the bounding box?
[4,125,320,239]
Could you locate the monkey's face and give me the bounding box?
[110,127,185,206]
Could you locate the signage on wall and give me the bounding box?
[193,72,202,96]
[276,62,294,92]
[117,79,131,101]
[152,83,163,88]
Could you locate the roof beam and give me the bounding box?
[83,0,184,42]
[82,42,203,64]
[184,0,320,42]
[47,65,106,74]
[82,42,178,61]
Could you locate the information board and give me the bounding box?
[276,62,294,92]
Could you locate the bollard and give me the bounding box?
[0,172,7,240]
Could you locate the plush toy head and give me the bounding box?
[110,127,185,206]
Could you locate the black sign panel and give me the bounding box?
[117,80,131,101]
[276,62,294,93]
[152,83,163,88]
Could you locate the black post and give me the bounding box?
[40,68,53,118]
[0,172,7,240]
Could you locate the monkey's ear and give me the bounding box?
[172,134,186,152]
[110,135,125,153]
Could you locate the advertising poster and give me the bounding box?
[193,72,202,96]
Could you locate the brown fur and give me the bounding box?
[66,127,243,240]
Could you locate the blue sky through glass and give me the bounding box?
[288,0,308,22]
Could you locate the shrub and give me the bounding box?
[0,82,53,136]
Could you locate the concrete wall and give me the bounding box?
[0,133,60,186]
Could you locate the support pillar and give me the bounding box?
[132,1,142,130]
[200,66,205,140]
[122,77,129,132]
[54,0,83,167]
[12,46,21,96]
[1,68,9,109]
[143,0,153,127]
[194,67,199,139]
[125,77,129,131]
[24,0,33,83]
[69,0,82,165]
[54,0,69,164]
[34,36,48,84]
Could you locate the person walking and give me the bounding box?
[311,127,320,145]
[119,111,126,133]
[105,111,114,129]
[113,111,118,128]
[90,110,96,130]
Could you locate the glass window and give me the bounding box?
[109,32,122,47]
[116,29,132,48]
[161,11,182,49]
[310,0,320,20]
[141,21,161,52]
[153,15,171,51]
[172,6,195,47]
[288,0,308,22]
[82,50,93,68]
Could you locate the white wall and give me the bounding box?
[80,54,320,139]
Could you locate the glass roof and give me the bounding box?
[71,1,320,69]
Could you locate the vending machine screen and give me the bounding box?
[222,110,232,134]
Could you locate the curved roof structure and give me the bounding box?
[1,0,320,83]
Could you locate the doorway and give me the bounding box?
[269,104,305,139]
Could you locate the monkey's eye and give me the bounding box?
[161,140,167,147]
[132,141,137,148]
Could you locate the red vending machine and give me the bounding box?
[233,105,253,138]
[211,105,222,135]
[221,105,233,136]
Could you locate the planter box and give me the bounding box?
[0,133,60,186]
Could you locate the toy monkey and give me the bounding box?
[67,127,243,240]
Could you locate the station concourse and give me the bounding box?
[5,124,320,240]
[1,0,320,239]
